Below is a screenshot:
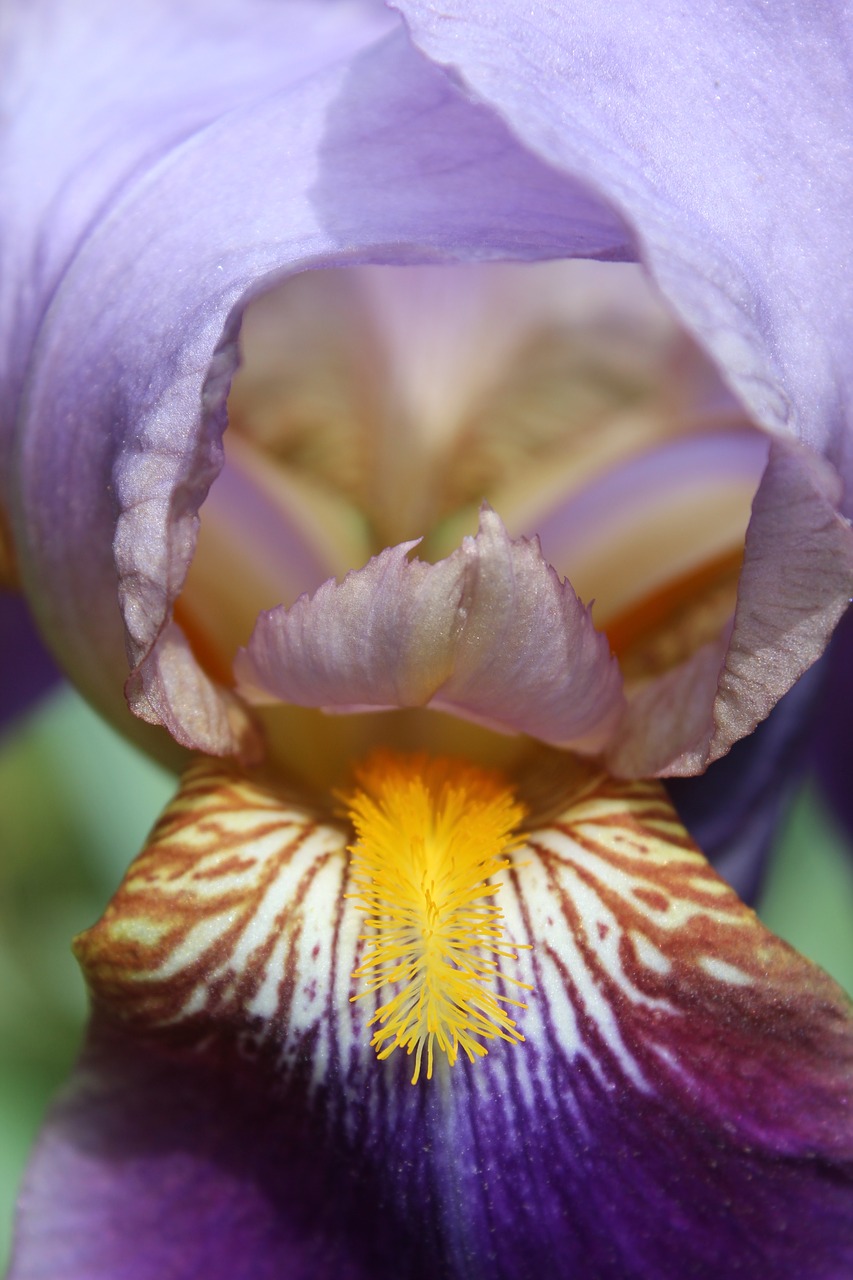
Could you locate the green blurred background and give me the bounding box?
[2,684,853,1270]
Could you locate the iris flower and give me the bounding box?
[3,2,853,1276]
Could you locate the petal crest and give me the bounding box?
[235,508,624,751]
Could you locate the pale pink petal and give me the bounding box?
[236,508,624,752]
[128,620,262,762]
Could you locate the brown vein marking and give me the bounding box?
[74,759,349,1063]
[631,887,671,913]
[508,775,786,1076]
[508,770,853,1164]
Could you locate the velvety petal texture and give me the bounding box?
[236,508,624,751]
[13,759,853,1279]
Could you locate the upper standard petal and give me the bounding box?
[4,2,851,779]
[393,0,853,500]
[1,10,628,757]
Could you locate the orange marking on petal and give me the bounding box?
[605,545,743,680]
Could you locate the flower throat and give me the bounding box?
[344,751,531,1083]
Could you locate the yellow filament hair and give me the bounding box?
[343,750,531,1084]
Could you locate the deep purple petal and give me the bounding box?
[814,606,853,848]
[666,660,827,902]
[16,760,852,1280]
[3,8,628,754]
[10,1021,380,1280]
[14,1003,852,1280]
[235,508,624,750]
[394,0,853,496]
[0,591,61,728]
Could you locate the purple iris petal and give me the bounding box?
[4,4,850,775]
[394,0,853,496]
[0,592,60,728]
[10,1021,379,1280]
[12,1016,853,1280]
[2,7,627,757]
[12,761,852,1280]
[666,660,826,902]
[12,754,853,1279]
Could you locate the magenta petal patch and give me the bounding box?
[235,508,624,751]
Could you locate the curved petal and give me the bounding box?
[666,659,827,903]
[610,441,853,775]
[14,758,853,1279]
[2,9,628,754]
[387,2,853,775]
[235,507,625,751]
[393,0,853,494]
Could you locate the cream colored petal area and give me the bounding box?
[233,260,675,469]
[174,431,371,686]
[235,508,624,751]
[349,259,674,460]
[230,260,684,550]
[530,429,768,624]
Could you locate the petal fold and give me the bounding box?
[3,10,627,753]
[394,0,853,495]
[609,441,853,775]
[236,508,624,751]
